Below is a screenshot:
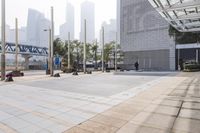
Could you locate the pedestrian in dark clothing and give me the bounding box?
[179,59,184,71]
[135,62,139,71]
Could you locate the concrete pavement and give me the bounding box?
[0,72,165,133]
[0,72,199,133]
[64,72,200,133]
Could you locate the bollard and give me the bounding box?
[72,71,78,76]
[86,70,92,74]
[54,73,60,77]
[5,73,14,82]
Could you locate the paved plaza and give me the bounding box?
[0,71,199,133]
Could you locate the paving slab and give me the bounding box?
[151,99,182,107]
[173,118,200,133]
[45,123,73,133]
[90,114,127,128]
[143,104,179,116]
[179,109,200,120]
[117,122,169,133]
[64,127,93,133]
[108,105,141,116]
[130,112,176,129]
[2,117,32,131]
[0,111,14,121]
[77,120,118,133]
[182,102,200,110]
[101,110,134,121]
[0,123,17,133]
[16,125,42,133]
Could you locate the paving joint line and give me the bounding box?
[170,77,196,132]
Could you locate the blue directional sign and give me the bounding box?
[55,57,60,65]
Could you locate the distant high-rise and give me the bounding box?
[80,1,95,43]
[0,25,10,42]
[100,19,117,44]
[0,25,26,44]
[7,27,27,44]
[59,2,75,41]
[26,9,50,47]
[117,0,120,44]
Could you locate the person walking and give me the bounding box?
[135,61,139,71]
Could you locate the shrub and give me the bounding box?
[184,64,200,72]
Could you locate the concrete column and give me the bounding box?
[25,57,29,70]
[68,32,71,69]
[143,58,146,70]
[15,18,19,71]
[102,27,105,72]
[115,32,117,72]
[50,7,54,76]
[48,29,51,71]
[149,58,152,69]
[1,0,6,80]
[22,55,32,70]
[83,19,87,73]
[196,49,199,63]
[177,49,180,70]
[169,44,176,71]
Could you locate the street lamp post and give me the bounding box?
[1,0,6,80]
[102,26,105,72]
[83,19,87,73]
[196,33,199,63]
[50,6,54,76]
[44,29,51,74]
[68,32,71,70]
[115,32,117,72]
[15,18,19,71]
[95,39,98,69]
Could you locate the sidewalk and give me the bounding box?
[64,72,200,133]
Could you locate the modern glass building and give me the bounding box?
[148,0,200,32]
[148,0,200,70]
[120,0,200,71]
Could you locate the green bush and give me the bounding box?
[184,64,200,72]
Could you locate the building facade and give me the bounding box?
[117,0,120,44]
[100,19,117,44]
[80,1,95,43]
[26,9,50,47]
[120,0,176,71]
[0,25,27,44]
[59,2,75,41]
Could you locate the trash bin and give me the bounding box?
[46,69,50,75]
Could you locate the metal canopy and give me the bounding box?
[148,0,200,32]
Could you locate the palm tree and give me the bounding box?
[91,43,99,69]
[63,40,75,67]
[104,42,115,65]
[72,40,83,70]
[53,38,65,56]
[86,43,93,61]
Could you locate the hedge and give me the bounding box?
[184,64,200,72]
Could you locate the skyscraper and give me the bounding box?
[120,0,175,71]
[7,27,27,44]
[80,1,95,43]
[117,0,120,44]
[100,19,117,44]
[59,1,75,41]
[26,9,50,47]
[0,25,10,42]
[0,25,27,44]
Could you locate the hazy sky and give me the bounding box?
[1,0,117,39]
